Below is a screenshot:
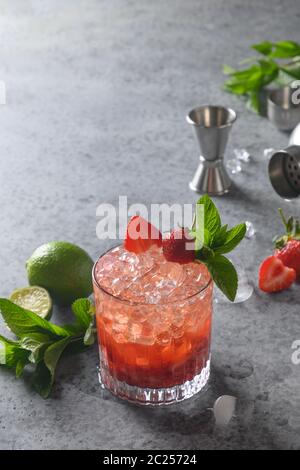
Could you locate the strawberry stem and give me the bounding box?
[278,208,288,232]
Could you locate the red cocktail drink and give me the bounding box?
[93,245,213,405]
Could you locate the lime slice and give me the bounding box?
[10,286,53,320]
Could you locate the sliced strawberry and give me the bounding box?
[275,239,300,280]
[162,228,195,264]
[258,255,296,293]
[124,216,162,254]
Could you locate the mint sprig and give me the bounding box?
[0,298,96,398]
[191,195,246,302]
[223,40,300,114]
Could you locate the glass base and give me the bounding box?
[98,357,211,406]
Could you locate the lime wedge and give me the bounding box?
[10,286,53,320]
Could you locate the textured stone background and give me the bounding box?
[0,0,300,450]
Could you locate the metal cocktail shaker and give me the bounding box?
[269,145,300,198]
[186,105,237,196]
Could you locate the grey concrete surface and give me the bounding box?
[0,0,300,450]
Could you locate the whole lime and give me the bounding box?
[26,241,94,306]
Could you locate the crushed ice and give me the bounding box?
[226,148,251,175]
[226,158,242,175]
[234,148,251,163]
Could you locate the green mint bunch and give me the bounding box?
[190,195,246,302]
[223,40,300,113]
[0,298,96,398]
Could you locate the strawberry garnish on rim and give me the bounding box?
[162,228,195,264]
[258,255,296,293]
[124,216,162,254]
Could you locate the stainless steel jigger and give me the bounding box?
[269,145,300,199]
[186,105,237,196]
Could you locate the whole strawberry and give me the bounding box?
[274,209,300,280]
[162,228,195,264]
[276,240,300,280]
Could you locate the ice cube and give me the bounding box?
[119,250,139,266]
[156,331,171,346]
[114,311,129,325]
[127,322,143,342]
[170,324,184,339]
[114,333,127,344]
[234,148,251,163]
[263,148,274,160]
[110,277,127,296]
[95,253,115,276]
[152,262,186,297]
[226,158,242,175]
[245,221,256,239]
[144,290,162,304]
[112,322,127,335]
[215,265,253,304]
[213,395,237,426]
[138,322,155,346]
[234,269,254,303]
[171,311,185,329]
[130,309,147,323]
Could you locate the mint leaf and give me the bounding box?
[197,195,221,238]
[259,59,279,86]
[224,64,264,94]
[246,91,261,114]
[252,41,300,59]
[212,224,228,247]
[33,362,52,398]
[20,333,53,347]
[20,334,53,364]
[223,64,236,75]
[213,223,246,254]
[281,63,300,79]
[44,337,71,379]
[270,41,300,59]
[0,334,30,371]
[34,337,71,398]
[72,298,94,330]
[71,299,95,346]
[205,255,238,302]
[83,323,96,346]
[0,299,70,338]
[252,41,273,56]
[15,358,28,378]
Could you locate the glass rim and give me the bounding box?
[186,105,237,129]
[92,244,213,306]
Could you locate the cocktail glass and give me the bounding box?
[92,245,213,406]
